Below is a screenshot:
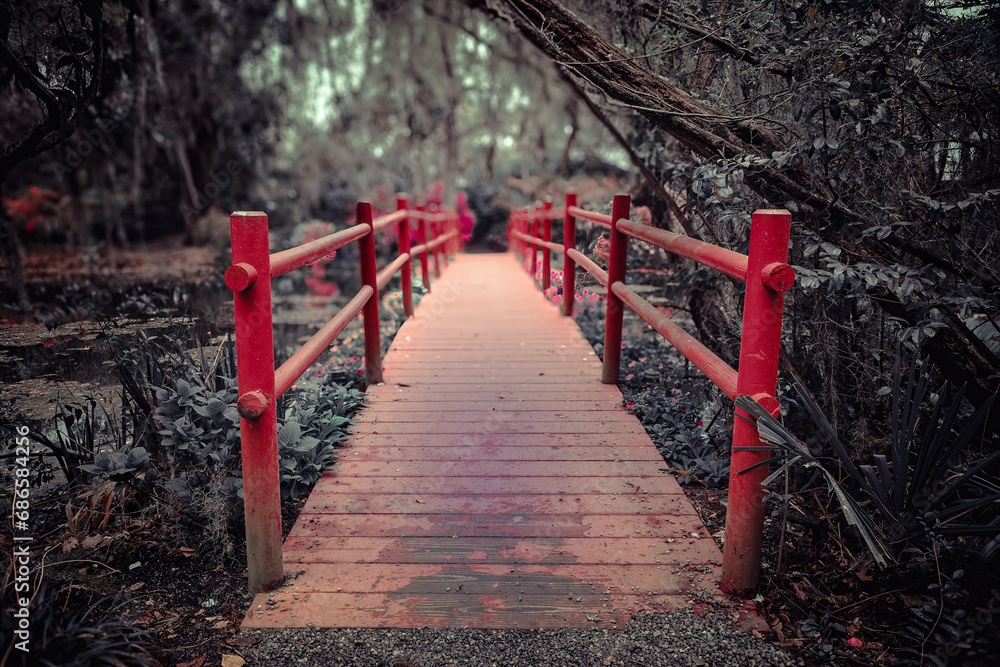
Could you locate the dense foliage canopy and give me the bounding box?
[2,0,998,425]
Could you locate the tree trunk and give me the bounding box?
[0,201,30,310]
[480,0,999,410]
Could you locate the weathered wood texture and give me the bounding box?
[243,254,762,630]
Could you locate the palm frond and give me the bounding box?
[735,394,896,568]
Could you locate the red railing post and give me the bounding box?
[442,216,450,268]
[562,193,578,317]
[525,209,532,272]
[449,213,457,257]
[529,204,538,280]
[416,205,431,291]
[541,199,553,291]
[517,206,531,271]
[601,195,631,384]
[444,216,452,258]
[357,202,383,384]
[721,208,792,596]
[436,210,450,270]
[507,213,514,259]
[228,211,283,594]
[431,218,442,278]
[397,196,414,318]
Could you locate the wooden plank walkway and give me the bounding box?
[243,253,762,630]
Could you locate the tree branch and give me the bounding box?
[479,0,999,409]
[558,68,702,239]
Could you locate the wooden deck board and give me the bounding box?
[243,253,762,631]
[342,446,663,462]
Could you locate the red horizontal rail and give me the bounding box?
[410,210,450,222]
[566,248,608,287]
[411,230,454,258]
[426,229,458,249]
[567,205,612,228]
[409,241,429,257]
[376,253,410,292]
[537,206,566,221]
[617,219,748,282]
[611,282,738,399]
[372,209,407,232]
[506,192,795,598]
[271,286,372,399]
[270,223,370,279]
[231,194,462,595]
[511,229,563,254]
[535,238,563,254]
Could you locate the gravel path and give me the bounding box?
[241,610,804,666]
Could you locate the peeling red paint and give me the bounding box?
[477,595,507,610]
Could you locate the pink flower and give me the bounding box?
[848,638,863,648]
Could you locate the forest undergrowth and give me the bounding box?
[0,250,417,666]
[558,249,1000,667]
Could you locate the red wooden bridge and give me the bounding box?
[227,194,792,630]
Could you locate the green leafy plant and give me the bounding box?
[653,418,730,487]
[79,447,156,493]
[277,382,364,501]
[736,346,1000,579]
[59,324,364,533]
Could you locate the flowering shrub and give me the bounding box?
[2,185,59,232]
[634,205,653,226]
[593,234,610,260]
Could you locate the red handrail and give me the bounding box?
[616,219,749,282]
[567,205,612,227]
[565,248,607,287]
[273,287,371,398]
[228,197,459,593]
[371,208,407,232]
[507,192,794,597]
[610,282,738,399]
[269,224,370,279]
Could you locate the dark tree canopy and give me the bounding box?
[478,0,1000,420]
[1,0,998,428]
